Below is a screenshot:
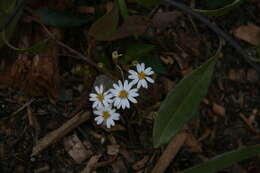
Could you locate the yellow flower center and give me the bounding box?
[138,72,146,79]
[96,93,104,101]
[102,111,110,120]
[118,90,128,99]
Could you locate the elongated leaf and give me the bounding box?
[35,9,90,28]
[153,56,217,148]
[2,31,50,53]
[117,0,129,20]
[136,0,163,7]
[179,144,260,173]
[193,0,244,16]
[0,0,23,49]
[88,1,119,40]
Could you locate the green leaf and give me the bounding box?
[35,9,90,28]
[0,0,23,49]
[153,56,217,148]
[193,0,244,16]
[126,43,155,58]
[2,31,50,53]
[88,1,119,40]
[179,144,260,173]
[202,0,234,9]
[136,0,163,7]
[139,56,167,75]
[117,0,129,20]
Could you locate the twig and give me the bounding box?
[151,132,187,173]
[31,111,90,156]
[166,0,260,75]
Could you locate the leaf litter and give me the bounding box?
[0,0,260,173]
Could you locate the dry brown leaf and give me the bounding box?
[212,103,226,116]
[81,154,102,173]
[107,144,120,156]
[233,24,260,46]
[0,28,61,100]
[64,134,92,163]
[132,155,150,171]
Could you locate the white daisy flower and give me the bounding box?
[110,80,139,109]
[89,85,113,108]
[94,106,120,128]
[128,63,154,88]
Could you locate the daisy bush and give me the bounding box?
[89,63,154,128]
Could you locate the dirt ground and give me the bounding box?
[0,0,260,173]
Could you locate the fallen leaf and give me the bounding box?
[107,144,120,156]
[233,24,260,46]
[108,15,149,40]
[81,154,102,173]
[212,103,226,116]
[64,134,92,163]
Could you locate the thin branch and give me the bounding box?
[166,0,260,74]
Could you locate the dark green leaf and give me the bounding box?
[179,145,260,173]
[139,56,166,75]
[35,9,90,28]
[2,31,50,53]
[153,56,217,148]
[125,43,155,58]
[88,1,119,40]
[117,0,129,20]
[0,0,23,49]
[136,0,163,7]
[202,0,234,9]
[193,0,244,16]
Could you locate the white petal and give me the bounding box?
[110,89,119,96]
[141,80,148,88]
[128,74,136,79]
[137,64,142,73]
[89,93,97,98]
[118,80,123,88]
[113,83,120,90]
[95,86,100,93]
[121,100,126,109]
[144,67,152,73]
[106,120,111,128]
[92,101,99,108]
[125,99,130,108]
[146,77,154,83]
[141,63,145,70]
[129,69,138,75]
[128,96,137,103]
[146,70,154,75]
[123,80,129,90]
[93,110,102,116]
[89,97,97,101]
[112,113,120,120]
[100,85,104,93]
[130,79,138,86]
[137,81,142,88]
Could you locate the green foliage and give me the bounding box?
[202,0,234,9]
[88,1,119,40]
[179,144,260,173]
[153,56,217,148]
[139,56,166,75]
[194,0,244,16]
[2,32,50,53]
[0,0,23,49]
[136,0,163,7]
[117,0,129,20]
[35,9,90,28]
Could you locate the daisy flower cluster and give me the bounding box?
[89,63,154,128]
